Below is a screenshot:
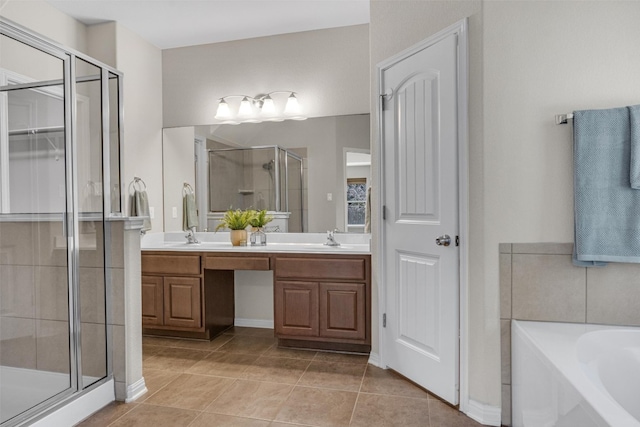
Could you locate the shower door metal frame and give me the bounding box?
[207,145,304,222]
[0,17,124,427]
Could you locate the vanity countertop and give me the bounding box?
[141,232,371,255]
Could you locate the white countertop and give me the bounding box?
[141,232,371,254]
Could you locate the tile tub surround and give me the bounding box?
[499,242,640,426]
[78,327,483,427]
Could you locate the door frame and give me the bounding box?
[375,18,470,413]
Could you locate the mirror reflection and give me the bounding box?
[162,113,370,233]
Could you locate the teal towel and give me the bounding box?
[573,106,640,265]
[183,193,198,231]
[629,105,640,189]
[133,190,151,232]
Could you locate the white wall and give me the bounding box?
[482,0,640,411]
[162,24,369,127]
[1,0,87,53]
[114,24,164,232]
[162,127,195,232]
[372,0,640,416]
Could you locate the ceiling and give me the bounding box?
[47,0,370,50]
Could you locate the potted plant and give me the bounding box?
[215,209,255,246]
[249,209,273,246]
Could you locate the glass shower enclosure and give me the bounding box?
[0,19,123,426]
[208,146,304,232]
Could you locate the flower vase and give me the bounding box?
[250,227,267,246]
[230,229,247,246]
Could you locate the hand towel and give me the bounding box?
[629,104,640,189]
[364,186,372,233]
[183,192,198,231]
[573,106,640,265]
[132,189,151,232]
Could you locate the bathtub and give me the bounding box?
[512,320,640,427]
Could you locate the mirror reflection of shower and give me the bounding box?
[207,146,304,232]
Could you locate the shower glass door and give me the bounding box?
[0,34,73,424]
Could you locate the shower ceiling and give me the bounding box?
[46,0,370,49]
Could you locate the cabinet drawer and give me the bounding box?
[142,254,201,275]
[276,257,366,281]
[205,256,270,271]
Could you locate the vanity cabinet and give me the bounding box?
[274,254,371,352]
[141,251,235,339]
[140,250,370,350]
[141,253,203,332]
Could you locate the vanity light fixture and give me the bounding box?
[214,91,306,124]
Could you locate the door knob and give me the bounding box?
[435,235,451,247]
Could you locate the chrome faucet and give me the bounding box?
[324,230,340,247]
[185,228,200,244]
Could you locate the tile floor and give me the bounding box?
[77,327,482,427]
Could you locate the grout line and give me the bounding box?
[347,362,369,425]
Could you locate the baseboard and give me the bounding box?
[125,377,148,403]
[465,398,501,426]
[367,351,381,367]
[31,379,114,427]
[235,318,274,329]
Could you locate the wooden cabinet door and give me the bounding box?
[142,275,164,326]
[163,277,202,329]
[275,281,319,337]
[319,282,366,340]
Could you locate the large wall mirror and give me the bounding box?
[162,114,370,233]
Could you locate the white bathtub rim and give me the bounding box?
[513,320,640,427]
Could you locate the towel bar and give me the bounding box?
[555,113,574,125]
[128,176,146,195]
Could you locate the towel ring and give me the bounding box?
[128,176,147,195]
[183,182,194,196]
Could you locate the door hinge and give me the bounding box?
[382,205,387,220]
[383,313,387,328]
[455,236,460,246]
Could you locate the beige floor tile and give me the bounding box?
[268,423,308,427]
[142,336,181,347]
[76,402,138,426]
[191,413,271,427]
[217,336,276,355]
[224,327,276,338]
[263,346,317,360]
[142,344,162,361]
[241,356,311,384]
[350,393,430,426]
[143,347,211,372]
[429,400,483,427]
[361,366,430,399]
[145,373,234,410]
[205,379,293,420]
[137,369,181,402]
[187,351,259,378]
[313,351,369,365]
[297,361,366,391]
[274,386,357,427]
[109,404,199,427]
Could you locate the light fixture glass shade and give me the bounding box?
[238,96,253,117]
[284,93,301,116]
[261,95,276,116]
[214,99,231,120]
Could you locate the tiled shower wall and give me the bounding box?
[499,243,640,426]
[0,221,126,380]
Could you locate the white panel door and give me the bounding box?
[381,32,460,404]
